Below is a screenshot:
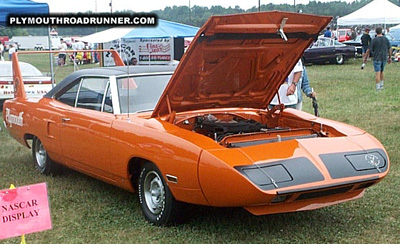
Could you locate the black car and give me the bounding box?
[343,34,363,56]
[303,37,357,65]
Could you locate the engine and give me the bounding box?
[193,114,266,142]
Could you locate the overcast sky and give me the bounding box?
[35,0,355,13]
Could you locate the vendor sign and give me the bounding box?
[0,183,52,240]
[103,37,173,66]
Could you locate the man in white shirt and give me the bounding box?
[58,38,68,66]
[270,59,303,108]
[75,40,85,50]
[0,41,4,61]
[8,44,16,61]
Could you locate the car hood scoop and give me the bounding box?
[152,11,331,118]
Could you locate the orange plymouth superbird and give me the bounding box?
[3,12,389,225]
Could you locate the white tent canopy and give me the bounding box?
[80,27,132,43]
[337,0,400,26]
[391,24,400,31]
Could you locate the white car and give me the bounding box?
[0,61,53,103]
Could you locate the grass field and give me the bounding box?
[0,55,399,243]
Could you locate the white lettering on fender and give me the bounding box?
[5,108,24,127]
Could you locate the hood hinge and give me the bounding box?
[278,18,288,42]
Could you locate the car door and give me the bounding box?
[306,39,332,63]
[56,76,116,182]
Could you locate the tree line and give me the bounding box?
[1,0,399,38]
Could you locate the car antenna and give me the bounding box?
[120,42,131,121]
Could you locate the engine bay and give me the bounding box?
[174,110,333,148]
[193,114,266,142]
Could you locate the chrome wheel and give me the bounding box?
[143,170,165,215]
[34,139,47,168]
[139,163,180,225]
[335,54,344,64]
[32,137,61,175]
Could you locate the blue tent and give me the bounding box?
[0,0,49,27]
[82,20,199,43]
[122,19,199,39]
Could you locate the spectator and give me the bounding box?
[75,39,85,50]
[351,28,357,40]
[363,26,392,90]
[92,43,99,63]
[8,44,16,61]
[270,59,303,109]
[324,27,332,38]
[270,60,316,110]
[296,66,316,110]
[58,38,68,66]
[0,41,4,61]
[124,57,138,66]
[361,28,371,69]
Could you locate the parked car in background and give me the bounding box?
[303,37,357,65]
[343,34,363,56]
[34,44,44,50]
[0,61,52,105]
[386,33,400,47]
[389,29,400,39]
[337,28,352,42]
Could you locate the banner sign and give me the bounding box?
[103,37,173,66]
[0,183,52,240]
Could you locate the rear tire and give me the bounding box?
[138,162,180,225]
[32,137,62,175]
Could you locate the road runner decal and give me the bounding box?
[5,108,24,127]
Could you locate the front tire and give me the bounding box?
[138,162,180,225]
[32,137,61,175]
[335,54,345,65]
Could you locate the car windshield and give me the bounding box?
[386,34,394,41]
[334,40,345,46]
[0,62,44,77]
[314,38,331,47]
[117,74,172,114]
[390,30,400,39]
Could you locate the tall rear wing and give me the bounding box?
[11,49,125,100]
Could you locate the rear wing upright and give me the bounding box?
[11,49,125,100]
[12,53,27,100]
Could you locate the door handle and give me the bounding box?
[61,118,71,123]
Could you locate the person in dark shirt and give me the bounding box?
[364,27,392,90]
[361,28,372,69]
[324,27,332,38]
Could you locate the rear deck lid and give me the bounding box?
[152,11,331,118]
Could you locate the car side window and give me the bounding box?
[57,81,80,107]
[76,77,109,111]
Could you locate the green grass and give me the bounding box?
[1,56,399,243]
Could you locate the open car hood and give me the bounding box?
[152,11,331,118]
